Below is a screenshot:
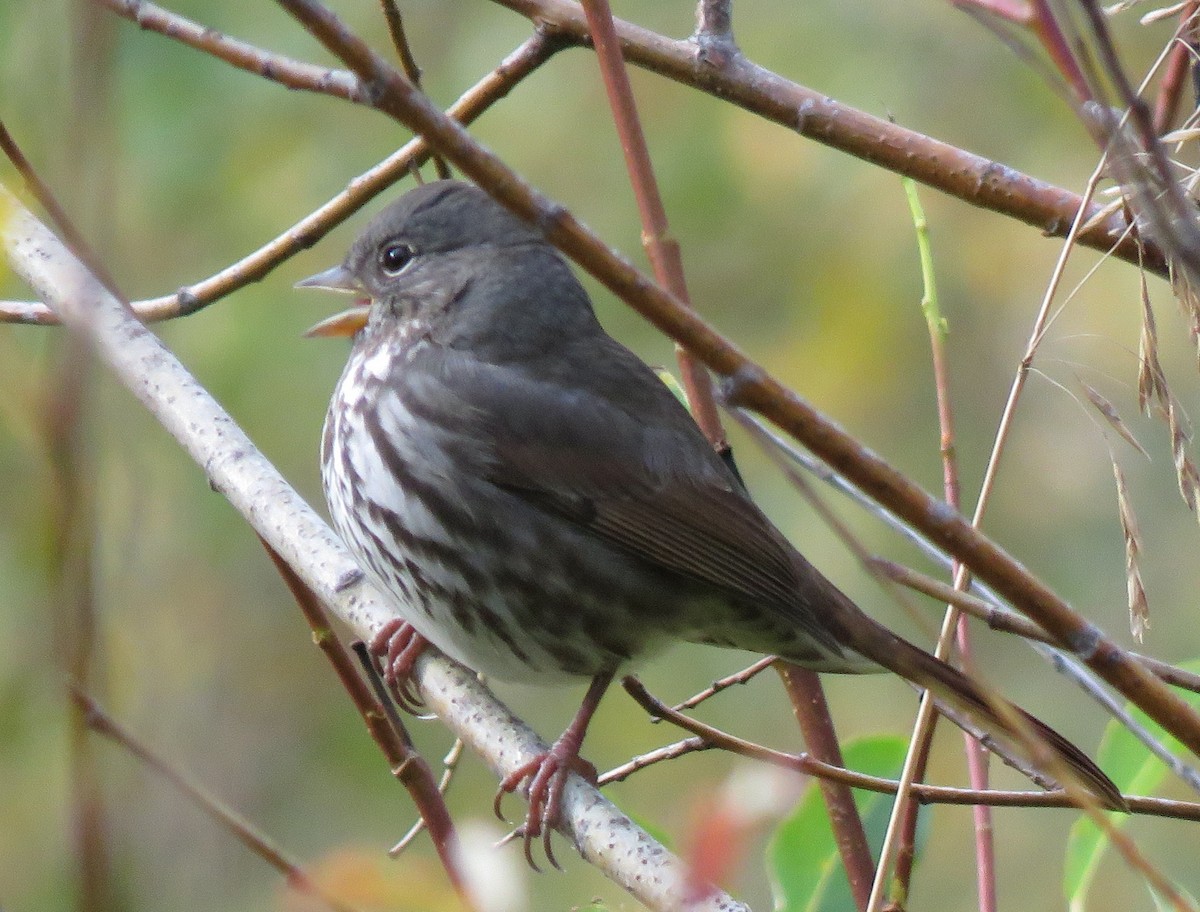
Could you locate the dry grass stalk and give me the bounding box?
[1112,460,1151,641]
[1082,380,1152,458]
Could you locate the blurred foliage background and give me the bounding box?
[2,1,1199,910]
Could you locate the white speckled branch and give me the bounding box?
[0,184,750,912]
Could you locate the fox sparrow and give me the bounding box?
[300,179,1120,865]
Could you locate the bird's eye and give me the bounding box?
[379,243,415,275]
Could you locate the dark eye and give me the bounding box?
[379,243,415,275]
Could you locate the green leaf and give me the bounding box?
[767,735,914,912]
[653,367,691,411]
[1063,658,1200,910]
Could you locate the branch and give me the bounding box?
[622,677,1200,820]
[0,186,748,912]
[72,689,365,912]
[487,0,1162,275]
[580,0,726,451]
[777,665,874,911]
[0,28,564,325]
[96,0,363,100]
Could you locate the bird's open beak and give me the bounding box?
[296,263,358,293]
[296,264,371,338]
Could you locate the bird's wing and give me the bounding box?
[434,341,849,659]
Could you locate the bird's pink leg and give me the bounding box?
[495,670,613,871]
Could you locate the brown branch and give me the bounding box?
[598,736,716,785]
[778,665,874,912]
[622,677,1200,821]
[96,0,364,101]
[71,689,366,912]
[673,655,777,711]
[486,0,1163,276]
[1,28,564,325]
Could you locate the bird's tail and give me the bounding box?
[829,605,1125,810]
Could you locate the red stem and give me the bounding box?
[1152,3,1200,135]
[778,665,875,912]
[579,0,726,451]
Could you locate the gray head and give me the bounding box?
[299,180,600,355]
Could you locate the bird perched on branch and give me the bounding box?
[300,179,1122,866]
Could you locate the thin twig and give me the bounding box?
[71,689,366,912]
[378,0,451,179]
[389,738,466,857]
[96,0,363,100]
[1,29,563,325]
[621,678,1200,820]
[673,655,777,711]
[598,737,716,785]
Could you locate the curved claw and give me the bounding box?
[491,671,612,872]
[494,747,598,872]
[368,619,430,715]
[493,779,514,825]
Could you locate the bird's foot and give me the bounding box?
[494,740,599,872]
[368,618,430,714]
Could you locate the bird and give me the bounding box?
[299,178,1122,865]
